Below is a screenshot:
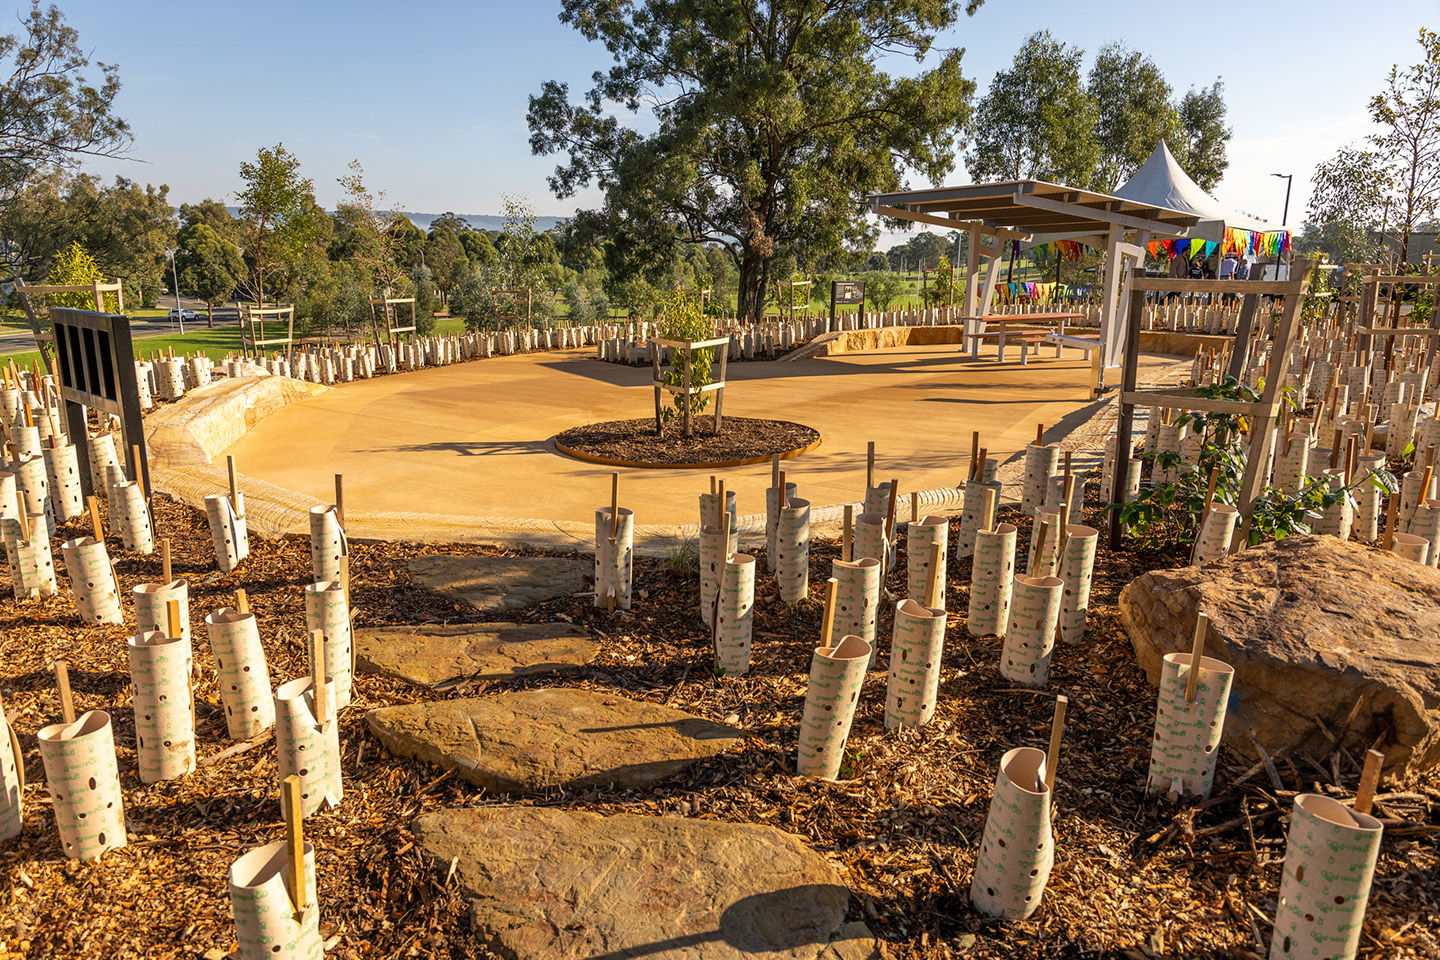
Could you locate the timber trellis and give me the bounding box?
[14,277,126,378]
[369,297,417,346]
[1109,259,1317,552]
[240,305,296,361]
[650,335,731,437]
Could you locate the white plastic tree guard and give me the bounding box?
[42,442,83,521]
[0,704,20,839]
[796,634,871,779]
[3,514,56,599]
[775,498,811,603]
[1193,505,1239,564]
[273,677,342,817]
[764,481,797,572]
[829,558,881,666]
[1000,576,1064,687]
[970,747,1053,919]
[61,536,122,624]
[1146,651,1233,800]
[13,454,53,539]
[853,511,888,569]
[1057,524,1098,644]
[37,711,126,861]
[132,580,189,643]
[1391,532,1430,564]
[308,505,347,582]
[884,599,946,730]
[127,629,196,783]
[905,516,948,604]
[228,840,322,960]
[1021,443,1060,518]
[112,481,154,554]
[1270,795,1382,960]
[967,523,1016,637]
[957,479,1001,559]
[594,506,634,610]
[714,553,756,675]
[303,582,353,710]
[205,493,249,573]
[206,607,276,740]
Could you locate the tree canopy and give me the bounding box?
[235,143,325,306]
[528,0,982,321]
[0,2,130,208]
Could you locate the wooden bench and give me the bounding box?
[960,328,1048,364]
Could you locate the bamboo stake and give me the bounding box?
[53,660,74,724]
[842,505,853,562]
[1185,613,1209,703]
[236,588,249,614]
[1044,695,1068,795]
[1353,749,1385,816]
[309,629,329,726]
[87,495,103,543]
[866,442,875,491]
[282,774,307,912]
[161,538,172,584]
[923,541,943,609]
[820,577,838,652]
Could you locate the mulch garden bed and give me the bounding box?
[554,417,819,466]
[0,490,1436,959]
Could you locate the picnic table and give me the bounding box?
[958,312,1087,363]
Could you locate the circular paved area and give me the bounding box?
[222,344,1177,534]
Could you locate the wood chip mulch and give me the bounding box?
[554,417,819,465]
[0,490,1436,960]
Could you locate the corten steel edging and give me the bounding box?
[552,434,822,470]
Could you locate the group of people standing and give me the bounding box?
[1168,250,1251,281]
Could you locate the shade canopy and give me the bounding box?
[1114,142,1281,242]
[869,179,1200,239]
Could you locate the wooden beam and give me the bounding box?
[1012,190,1194,235]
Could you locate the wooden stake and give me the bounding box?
[282,774,307,912]
[334,474,345,528]
[709,475,716,496]
[161,538,172,584]
[309,629,329,725]
[1345,436,1358,486]
[866,441,875,490]
[969,431,980,480]
[1032,518,1050,576]
[778,470,788,509]
[1383,486,1400,551]
[1353,749,1384,816]
[982,485,998,533]
[1330,429,1342,469]
[166,598,181,640]
[1423,466,1435,513]
[820,577,838,652]
[1185,613,1209,703]
[227,455,239,508]
[132,445,145,498]
[87,495,103,543]
[235,588,249,614]
[842,505,853,561]
[1036,423,1045,446]
[910,491,918,524]
[884,479,899,556]
[771,454,780,490]
[53,660,74,724]
[976,448,988,481]
[609,472,619,543]
[923,541,943,609]
[1044,695,1068,795]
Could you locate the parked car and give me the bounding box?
[167,308,199,323]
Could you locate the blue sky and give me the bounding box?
[56,0,1438,237]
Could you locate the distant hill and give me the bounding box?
[223,207,564,234]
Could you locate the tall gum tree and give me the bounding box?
[528,0,983,321]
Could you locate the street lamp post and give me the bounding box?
[167,249,184,336]
[1270,173,1293,281]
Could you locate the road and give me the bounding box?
[0,296,241,356]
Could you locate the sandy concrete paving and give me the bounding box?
[221,344,1177,536]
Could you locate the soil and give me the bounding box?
[0,491,1435,960]
[554,417,819,466]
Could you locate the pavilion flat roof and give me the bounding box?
[868,179,1200,237]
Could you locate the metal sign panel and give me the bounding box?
[831,281,865,306]
[48,306,148,500]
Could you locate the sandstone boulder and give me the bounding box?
[355,622,597,687]
[365,689,742,793]
[1119,535,1440,778]
[407,554,590,614]
[412,806,878,960]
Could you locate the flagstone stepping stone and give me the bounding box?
[412,806,880,960]
[407,554,590,614]
[354,622,598,687]
[365,689,743,794]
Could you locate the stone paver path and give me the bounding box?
[365,689,742,793]
[412,806,879,960]
[408,555,590,613]
[355,622,597,687]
